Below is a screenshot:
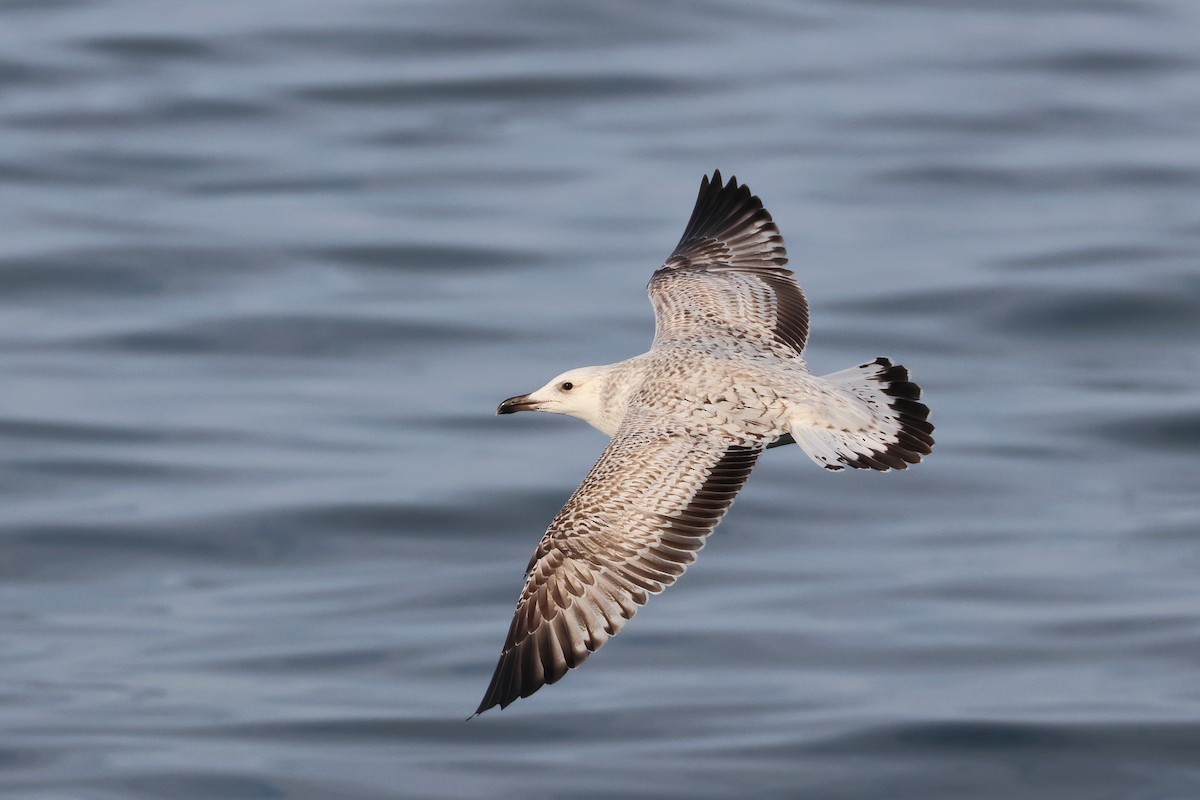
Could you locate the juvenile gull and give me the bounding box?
[475,170,933,715]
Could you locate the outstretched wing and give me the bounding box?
[474,413,762,715]
[649,169,809,356]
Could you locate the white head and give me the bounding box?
[496,365,618,435]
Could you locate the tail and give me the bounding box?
[785,358,934,471]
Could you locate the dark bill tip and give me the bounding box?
[497,393,538,415]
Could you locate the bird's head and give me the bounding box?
[496,366,611,428]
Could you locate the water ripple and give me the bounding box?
[3,0,1199,797]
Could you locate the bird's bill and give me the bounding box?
[496,393,542,415]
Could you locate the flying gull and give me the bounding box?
[475,170,933,715]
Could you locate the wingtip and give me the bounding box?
[694,169,757,213]
[666,168,786,274]
[473,684,499,717]
[471,698,495,718]
[705,168,738,192]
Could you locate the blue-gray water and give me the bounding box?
[2,1,1199,798]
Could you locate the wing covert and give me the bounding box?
[474,414,762,715]
[649,170,809,355]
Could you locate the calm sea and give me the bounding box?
[1,1,1198,798]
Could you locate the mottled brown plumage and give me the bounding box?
[477,171,933,715]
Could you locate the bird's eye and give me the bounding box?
[560,382,574,391]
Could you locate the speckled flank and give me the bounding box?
[478,171,934,714]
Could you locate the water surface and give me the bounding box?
[2,1,1199,798]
